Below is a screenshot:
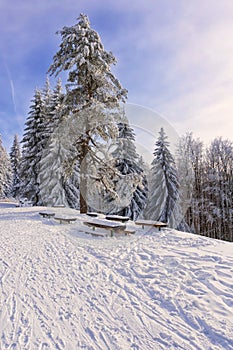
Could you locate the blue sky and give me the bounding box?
[1,0,233,154]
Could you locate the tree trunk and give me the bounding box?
[79,142,89,213]
[80,189,88,213]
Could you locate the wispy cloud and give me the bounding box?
[3,59,17,115]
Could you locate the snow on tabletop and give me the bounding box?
[0,203,233,350]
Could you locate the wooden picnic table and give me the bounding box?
[105,215,130,223]
[54,215,77,224]
[39,211,55,219]
[83,219,126,237]
[135,220,167,230]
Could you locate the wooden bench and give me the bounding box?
[54,216,77,224]
[81,227,106,236]
[114,228,136,236]
[83,219,126,237]
[135,220,167,231]
[86,212,99,217]
[82,225,134,237]
[90,231,107,237]
[105,215,130,223]
[39,211,56,219]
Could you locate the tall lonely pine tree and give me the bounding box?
[48,13,127,213]
[146,128,189,231]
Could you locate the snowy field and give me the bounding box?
[0,202,233,350]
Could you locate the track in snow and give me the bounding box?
[0,205,233,349]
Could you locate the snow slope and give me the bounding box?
[0,203,233,350]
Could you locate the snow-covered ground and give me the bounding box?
[0,202,232,350]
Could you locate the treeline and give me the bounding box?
[1,124,232,241]
[176,134,233,241]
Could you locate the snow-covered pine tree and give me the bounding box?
[106,122,148,220]
[41,77,66,143]
[9,134,21,198]
[40,77,53,145]
[0,135,12,198]
[38,78,80,208]
[40,77,62,151]
[145,128,189,231]
[38,125,70,207]
[20,89,45,204]
[48,13,127,213]
[176,133,195,231]
[38,78,68,206]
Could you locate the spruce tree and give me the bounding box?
[37,78,80,208]
[48,13,127,213]
[38,79,68,206]
[41,78,66,141]
[0,135,12,198]
[107,122,148,219]
[9,134,21,198]
[40,77,53,144]
[38,126,69,207]
[146,128,189,231]
[20,89,45,204]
